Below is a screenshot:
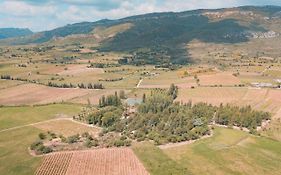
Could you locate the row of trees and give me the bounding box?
[47,82,104,89]
[89,63,120,68]
[98,92,122,107]
[0,75,12,80]
[0,74,104,89]
[215,104,271,130]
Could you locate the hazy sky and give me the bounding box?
[0,0,281,31]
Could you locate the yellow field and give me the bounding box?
[34,119,101,137]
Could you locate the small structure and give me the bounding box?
[123,98,143,117]
[125,98,143,107]
[251,82,273,88]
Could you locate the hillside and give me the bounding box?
[0,28,33,39]
[1,6,281,65]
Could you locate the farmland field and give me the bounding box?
[35,148,149,175]
[0,127,42,175]
[0,79,24,89]
[34,119,101,137]
[0,104,81,130]
[0,83,91,105]
[198,72,241,86]
[177,87,281,113]
[132,142,191,175]
[1,5,281,175]
[161,127,281,175]
[176,87,248,106]
[139,70,197,89]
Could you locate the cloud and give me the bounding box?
[0,0,281,31]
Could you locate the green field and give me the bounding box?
[132,127,281,175]
[132,142,191,175]
[0,104,83,175]
[0,104,82,130]
[0,127,42,175]
[162,127,281,175]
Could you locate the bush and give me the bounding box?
[38,133,46,140]
[114,139,125,147]
[30,141,43,150]
[84,139,93,148]
[42,146,53,154]
[67,134,80,144]
[48,132,57,139]
[59,135,67,142]
[124,139,132,146]
[92,139,99,147]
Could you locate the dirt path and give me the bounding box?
[0,118,69,133]
[136,79,143,88]
[0,118,96,133]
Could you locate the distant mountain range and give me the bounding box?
[0,28,33,40]
[1,5,281,64]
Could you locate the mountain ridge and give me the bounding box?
[0,28,33,40]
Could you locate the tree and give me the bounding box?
[142,93,146,103]
[119,90,126,99]
[168,84,178,99]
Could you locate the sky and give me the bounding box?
[0,0,281,32]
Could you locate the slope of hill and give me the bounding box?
[0,28,33,39]
[1,6,281,64]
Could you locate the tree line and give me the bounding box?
[0,74,104,89]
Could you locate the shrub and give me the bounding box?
[67,134,80,144]
[30,141,43,150]
[42,146,53,154]
[38,133,46,140]
[114,139,125,147]
[84,139,93,148]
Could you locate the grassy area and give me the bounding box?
[34,119,101,137]
[132,142,191,175]
[262,119,281,142]
[0,126,43,175]
[0,104,82,130]
[163,127,281,175]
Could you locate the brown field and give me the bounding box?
[36,64,104,76]
[237,88,281,113]
[177,87,281,113]
[198,72,241,86]
[0,83,91,105]
[0,79,24,89]
[34,119,101,137]
[140,76,197,89]
[176,87,247,106]
[238,72,276,84]
[35,148,149,175]
[58,65,104,76]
